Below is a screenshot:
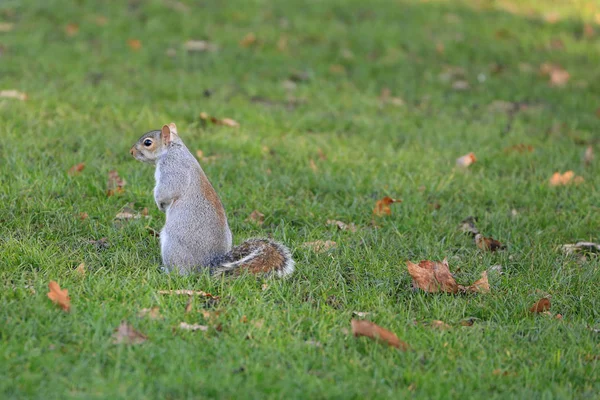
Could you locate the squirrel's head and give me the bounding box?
[130,123,181,164]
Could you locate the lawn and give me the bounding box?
[1,0,599,398]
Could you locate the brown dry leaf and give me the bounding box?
[68,162,85,176]
[464,271,490,293]
[107,170,126,196]
[351,319,408,350]
[458,216,479,236]
[179,322,208,332]
[373,196,402,217]
[530,298,551,313]
[429,320,452,330]
[184,40,218,52]
[540,63,570,87]
[460,318,477,326]
[584,24,595,39]
[157,289,218,299]
[549,38,564,50]
[456,152,477,167]
[240,32,257,47]
[475,234,506,252]
[75,263,86,277]
[246,210,265,226]
[406,259,458,294]
[302,240,336,253]
[185,298,193,314]
[0,90,28,101]
[94,16,108,26]
[326,219,357,232]
[0,22,14,32]
[79,212,89,221]
[138,306,162,319]
[127,39,142,51]
[195,149,220,164]
[112,321,147,344]
[65,23,79,36]
[549,171,584,186]
[561,241,600,255]
[584,146,594,166]
[309,159,318,172]
[199,112,239,128]
[277,35,288,52]
[47,281,71,312]
[261,283,269,291]
[379,88,405,106]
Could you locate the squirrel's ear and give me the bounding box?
[161,125,172,144]
[168,122,178,135]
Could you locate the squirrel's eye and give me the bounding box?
[143,139,153,147]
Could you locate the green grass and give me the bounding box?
[1,0,599,398]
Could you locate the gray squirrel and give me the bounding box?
[129,123,294,277]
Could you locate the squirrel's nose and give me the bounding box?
[130,148,136,157]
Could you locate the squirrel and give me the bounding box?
[129,123,294,277]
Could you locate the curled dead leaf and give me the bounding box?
[246,210,265,225]
[530,298,551,313]
[326,219,357,232]
[373,196,401,217]
[179,322,208,331]
[407,259,458,294]
[65,23,79,36]
[112,321,147,344]
[127,39,142,51]
[47,281,71,312]
[138,306,161,320]
[456,152,477,167]
[75,263,86,277]
[351,319,408,350]
[199,112,239,128]
[475,234,506,252]
[464,271,490,294]
[107,170,126,196]
[240,32,257,47]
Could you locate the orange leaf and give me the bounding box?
[240,32,257,47]
[68,162,85,176]
[540,63,570,87]
[475,234,506,251]
[246,210,265,225]
[65,23,79,36]
[373,196,401,216]
[530,298,551,313]
[465,271,490,293]
[302,240,337,253]
[406,259,459,294]
[429,320,451,330]
[47,281,71,312]
[456,152,477,167]
[0,90,28,101]
[351,319,408,350]
[549,171,583,186]
[127,39,142,51]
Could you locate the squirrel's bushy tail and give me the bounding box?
[211,239,294,278]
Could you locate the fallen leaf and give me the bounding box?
[352,311,371,317]
[540,63,570,87]
[138,306,161,319]
[317,148,327,160]
[112,321,147,344]
[261,283,269,291]
[0,22,14,32]
[67,162,85,176]
[549,171,584,186]
[157,289,218,299]
[429,320,451,330]
[488,264,503,275]
[240,315,248,323]
[179,322,208,331]
[246,210,265,225]
[65,23,79,36]
[530,298,551,313]
[406,259,458,294]
[107,170,126,196]
[561,242,600,255]
[326,219,357,232]
[373,196,402,216]
[458,216,479,236]
[549,38,564,50]
[79,212,88,221]
[184,40,218,52]
[351,319,408,350]
[185,298,193,314]
[379,88,405,106]
[47,281,70,312]
[460,318,477,326]
[475,234,506,251]
[127,39,142,51]
[75,263,86,277]
[584,146,594,166]
[0,90,27,101]
[456,152,477,167]
[240,32,256,47]
[329,64,346,74]
[309,158,318,172]
[195,149,220,163]
[303,240,336,253]
[199,112,239,128]
[451,80,470,90]
[89,237,110,249]
[465,271,490,293]
[94,16,108,26]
